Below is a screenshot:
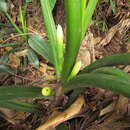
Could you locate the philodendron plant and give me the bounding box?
[1,0,130,123]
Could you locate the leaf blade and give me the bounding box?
[0,86,50,100]
[65,72,130,98]
[81,52,130,73]
[40,0,60,77]
[49,0,57,10]
[91,67,130,80]
[27,48,40,69]
[28,35,53,63]
[61,0,82,81]
[0,101,41,113]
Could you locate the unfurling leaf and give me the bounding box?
[68,60,81,80]
[57,24,64,72]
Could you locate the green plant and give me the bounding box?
[0,0,41,68]
[93,20,108,32]
[106,0,117,14]
[1,0,130,127]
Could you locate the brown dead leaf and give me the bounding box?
[0,108,16,124]
[100,102,116,117]
[5,47,13,51]
[98,96,129,130]
[98,19,130,48]
[15,49,28,57]
[98,24,119,47]
[37,96,85,130]
[8,53,21,68]
[39,63,55,80]
[78,31,96,69]
[0,108,16,119]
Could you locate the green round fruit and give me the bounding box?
[41,87,52,96]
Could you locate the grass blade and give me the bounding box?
[109,0,116,14]
[5,12,23,36]
[81,52,130,73]
[82,0,98,38]
[0,42,24,47]
[19,5,28,40]
[40,0,60,77]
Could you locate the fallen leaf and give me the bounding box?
[37,96,85,130]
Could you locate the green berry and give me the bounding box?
[41,87,52,96]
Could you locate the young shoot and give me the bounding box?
[68,60,81,81]
[56,24,64,73]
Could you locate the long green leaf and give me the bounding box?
[0,86,49,100]
[61,0,82,81]
[27,48,39,69]
[64,73,130,98]
[66,67,130,107]
[91,67,130,80]
[49,0,57,10]
[0,42,24,47]
[81,53,130,73]
[0,101,41,113]
[28,35,53,63]
[82,0,98,38]
[5,12,24,36]
[40,0,60,77]
[19,5,27,39]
